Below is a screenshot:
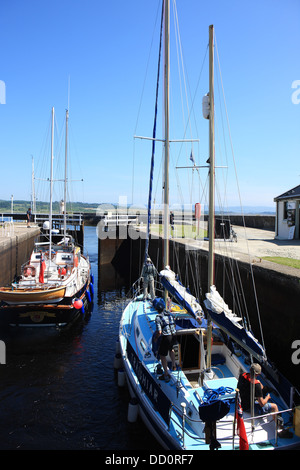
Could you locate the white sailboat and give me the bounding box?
[0,107,94,327]
[118,0,300,450]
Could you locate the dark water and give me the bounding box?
[0,226,161,451]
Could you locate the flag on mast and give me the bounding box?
[190,150,195,165]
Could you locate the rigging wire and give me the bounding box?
[172,0,194,196]
[144,0,164,265]
[170,0,209,209]
[33,109,84,220]
[172,2,206,210]
[132,1,163,206]
[214,32,266,351]
[34,111,53,210]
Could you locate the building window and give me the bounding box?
[286,201,296,226]
[283,201,288,220]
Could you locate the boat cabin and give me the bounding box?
[165,320,241,390]
[20,243,81,283]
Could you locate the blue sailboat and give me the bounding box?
[119,1,300,450]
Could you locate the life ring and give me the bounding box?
[23,265,36,277]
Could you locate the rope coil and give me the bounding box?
[202,386,234,403]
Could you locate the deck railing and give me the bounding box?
[167,397,296,449]
[34,213,83,226]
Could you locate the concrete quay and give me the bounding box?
[181,225,300,279]
[0,223,40,286]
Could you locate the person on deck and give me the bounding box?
[170,211,174,237]
[153,298,177,383]
[27,207,32,228]
[141,257,157,300]
[237,363,283,426]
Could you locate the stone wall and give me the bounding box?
[228,214,275,230]
[0,228,40,286]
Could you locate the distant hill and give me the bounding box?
[0,200,99,213]
[0,200,276,215]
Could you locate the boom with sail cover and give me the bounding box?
[160,267,204,322]
[204,286,266,361]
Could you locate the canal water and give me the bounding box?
[0,226,161,451]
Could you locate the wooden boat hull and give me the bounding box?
[0,282,94,327]
[0,286,66,305]
[0,304,82,327]
[0,244,94,327]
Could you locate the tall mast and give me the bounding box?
[208,24,215,288]
[163,0,170,270]
[31,156,36,213]
[49,106,54,254]
[206,25,215,370]
[64,108,69,238]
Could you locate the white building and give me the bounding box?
[274,185,300,240]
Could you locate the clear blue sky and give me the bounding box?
[0,0,299,211]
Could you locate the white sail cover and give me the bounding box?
[205,286,243,323]
[204,286,266,361]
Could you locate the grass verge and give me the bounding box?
[262,256,300,269]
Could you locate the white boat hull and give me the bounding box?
[119,294,300,450]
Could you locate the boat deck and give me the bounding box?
[159,361,296,450]
[120,296,300,450]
